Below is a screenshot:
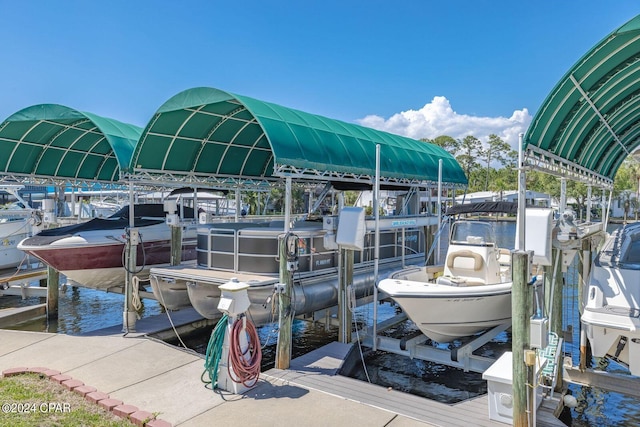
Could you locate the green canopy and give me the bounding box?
[0,104,141,184]
[131,87,467,188]
[524,14,640,188]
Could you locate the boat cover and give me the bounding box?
[22,204,194,246]
[446,201,517,215]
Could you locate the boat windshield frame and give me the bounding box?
[597,222,640,270]
[450,220,497,246]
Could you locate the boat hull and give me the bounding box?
[582,263,640,375]
[379,271,512,343]
[0,214,41,270]
[150,257,421,324]
[19,223,197,289]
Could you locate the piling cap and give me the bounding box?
[219,277,249,292]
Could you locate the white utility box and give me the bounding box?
[335,207,365,250]
[515,208,553,266]
[482,351,542,424]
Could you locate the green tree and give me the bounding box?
[456,135,482,180]
[422,135,459,155]
[480,134,512,191]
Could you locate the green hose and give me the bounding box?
[201,314,228,390]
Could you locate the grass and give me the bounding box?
[0,373,135,427]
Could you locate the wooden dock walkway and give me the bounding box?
[265,342,565,427]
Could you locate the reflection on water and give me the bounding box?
[1,285,162,334]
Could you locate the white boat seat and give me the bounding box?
[497,248,511,266]
[446,250,484,271]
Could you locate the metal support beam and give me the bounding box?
[569,74,631,157]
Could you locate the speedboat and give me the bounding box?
[18,204,197,290]
[379,203,514,343]
[149,213,431,323]
[582,222,640,376]
[0,185,43,270]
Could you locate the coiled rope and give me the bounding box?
[228,315,262,387]
[201,314,228,390]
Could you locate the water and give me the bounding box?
[3,220,638,425]
[0,285,162,334]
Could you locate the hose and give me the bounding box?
[228,315,262,388]
[201,314,228,390]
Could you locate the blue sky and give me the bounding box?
[1,1,638,149]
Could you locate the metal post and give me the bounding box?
[285,177,292,231]
[338,248,353,343]
[276,176,293,369]
[560,178,567,215]
[586,185,592,223]
[373,144,380,351]
[604,190,612,231]
[579,239,591,371]
[437,159,443,263]
[512,250,530,427]
[235,188,240,221]
[123,181,137,333]
[46,266,59,319]
[517,133,526,251]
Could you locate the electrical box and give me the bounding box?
[335,207,365,250]
[515,208,553,266]
[42,198,55,212]
[483,351,543,424]
[43,212,57,224]
[530,316,549,349]
[163,200,178,215]
[166,214,179,226]
[217,278,250,316]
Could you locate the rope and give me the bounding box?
[228,315,262,388]
[156,281,189,349]
[201,314,228,390]
[130,276,142,313]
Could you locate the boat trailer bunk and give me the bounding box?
[361,312,511,373]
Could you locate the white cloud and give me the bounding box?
[357,96,532,150]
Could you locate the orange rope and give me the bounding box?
[228,316,262,387]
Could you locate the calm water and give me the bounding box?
[2,220,638,426]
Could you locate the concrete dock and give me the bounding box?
[0,327,565,426]
[0,329,446,426]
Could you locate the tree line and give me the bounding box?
[422,134,640,217]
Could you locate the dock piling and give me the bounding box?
[46,266,59,319]
[512,250,531,427]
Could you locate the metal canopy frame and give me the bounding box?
[129,87,468,191]
[0,104,141,186]
[524,15,640,190]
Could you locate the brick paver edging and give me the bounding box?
[2,367,172,427]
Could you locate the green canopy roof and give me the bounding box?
[131,87,467,188]
[0,104,141,184]
[524,14,640,188]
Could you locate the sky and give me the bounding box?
[1,1,638,152]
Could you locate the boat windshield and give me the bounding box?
[598,223,640,270]
[450,221,496,245]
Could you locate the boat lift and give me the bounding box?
[361,312,511,373]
